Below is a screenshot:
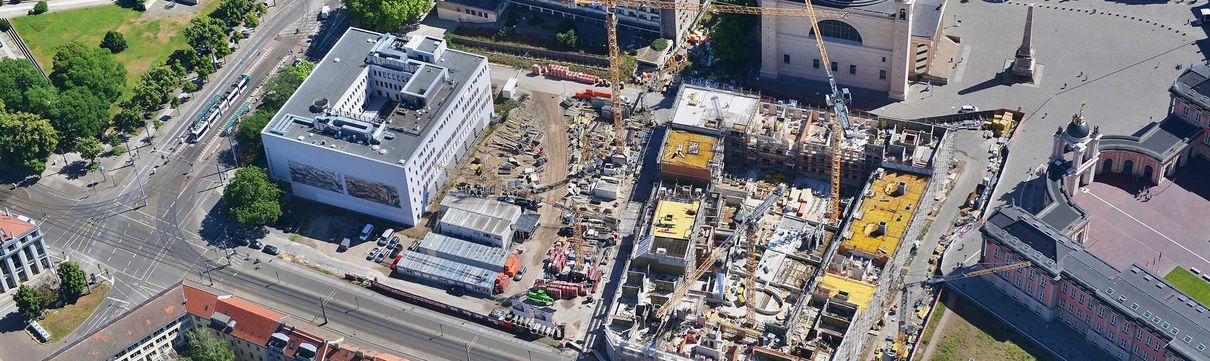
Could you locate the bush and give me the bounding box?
[100,31,128,53]
[555,29,577,50]
[0,19,10,32]
[650,38,670,51]
[31,0,46,14]
[527,15,544,26]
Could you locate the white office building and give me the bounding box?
[0,213,52,294]
[261,28,494,226]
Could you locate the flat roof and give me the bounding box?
[440,193,522,222]
[262,28,487,166]
[651,200,699,241]
[396,250,497,290]
[842,171,927,256]
[659,130,718,170]
[670,84,758,133]
[819,274,877,311]
[439,207,512,239]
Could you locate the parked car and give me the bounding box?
[377,235,388,247]
[386,236,399,250]
[338,238,351,252]
[513,273,523,282]
[366,247,381,260]
[262,245,280,255]
[359,224,375,242]
[447,286,466,297]
[374,250,387,263]
[249,240,264,250]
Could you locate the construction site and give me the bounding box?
[602,84,953,361]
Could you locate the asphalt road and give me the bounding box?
[0,2,569,360]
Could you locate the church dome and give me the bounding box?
[1066,119,1090,139]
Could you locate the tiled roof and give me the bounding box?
[215,297,284,345]
[0,214,35,242]
[45,281,189,361]
[183,283,220,318]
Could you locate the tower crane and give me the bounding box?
[564,0,850,156]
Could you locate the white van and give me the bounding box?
[358,224,375,242]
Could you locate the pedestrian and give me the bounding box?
[1078,71,1083,77]
[1062,83,1067,88]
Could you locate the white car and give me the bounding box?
[958,105,979,114]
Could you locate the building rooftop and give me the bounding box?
[444,0,505,10]
[440,193,522,222]
[659,130,719,171]
[984,206,1210,360]
[651,200,700,241]
[214,296,285,346]
[818,274,877,311]
[0,214,35,243]
[417,232,513,266]
[263,28,487,166]
[911,0,946,38]
[395,250,498,291]
[1172,63,1210,112]
[46,282,189,361]
[669,84,758,134]
[841,171,926,257]
[439,207,513,241]
[1100,115,1202,161]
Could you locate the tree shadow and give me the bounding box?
[0,311,28,333]
[57,161,90,180]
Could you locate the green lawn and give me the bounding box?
[927,297,1054,361]
[10,2,218,90]
[1165,267,1210,307]
[40,283,111,343]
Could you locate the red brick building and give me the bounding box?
[980,206,1210,361]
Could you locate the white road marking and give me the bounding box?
[1084,190,1209,265]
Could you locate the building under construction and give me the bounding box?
[602,84,948,360]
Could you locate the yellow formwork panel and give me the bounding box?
[820,274,877,311]
[651,200,700,240]
[660,130,718,170]
[842,171,928,257]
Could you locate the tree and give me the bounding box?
[237,109,273,149]
[0,59,56,115]
[179,328,235,361]
[260,61,314,110]
[13,284,44,320]
[126,65,182,114]
[244,12,260,28]
[31,0,46,14]
[184,17,230,58]
[0,19,11,32]
[707,0,757,75]
[555,29,577,50]
[49,42,128,103]
[212,0,255,27]
[112,108,144,131]
[222,167,282,226]
[57,261,86,301]
[100,31,127,53]
[342,0,431,32]
[650,38,669,51]
[76,137,103,162]
[0,111,58,173]
[49,87,108,149]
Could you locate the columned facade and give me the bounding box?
[0,214,52,293]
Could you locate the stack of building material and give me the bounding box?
[543,64,601,85]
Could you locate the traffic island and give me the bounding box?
[39,283,110,344]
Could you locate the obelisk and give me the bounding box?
[1011,5,1036,80]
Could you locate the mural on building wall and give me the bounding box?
[288,161,345,193]
[346,176,402,207]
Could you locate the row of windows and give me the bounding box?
[782,55,889,80]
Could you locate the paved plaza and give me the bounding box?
[1073,158,1210,274]
[867,0,1209,211]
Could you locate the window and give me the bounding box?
[831,62,838,72]
[1155,344,1161,352]
[1037,289,1045,302]
[810,20,863,44]
[882,56,886,63]
[784,54,791,64]
[813,59,820,68]
[1080,294,1085,304]
[1110,314,1117,325]
[1137,330,1143,340]
[1144,311,1152,319]
[1200,344,1208,352]
[1184,335,1193,344]
[849,65,857,75]
[1123,324,1130,333]
[1098,306,1105,318]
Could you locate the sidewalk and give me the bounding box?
[946,277,1115,361]
[257,230,497,314]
